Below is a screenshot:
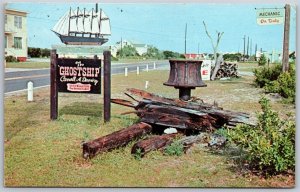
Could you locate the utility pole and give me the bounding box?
[120,37,123,58]
[246,36,249,58]
[255,43,257,61]
[250,39,252,59]
[243,35,246,62]
[185,23,187,54]
[282,4,290,72]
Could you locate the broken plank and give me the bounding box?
[131,133,178,157]
[126,88,222,110]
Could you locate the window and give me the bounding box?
[14,37,22,49]
[5,15,7,24]
[14,16,22,29]
[5,36,7,48]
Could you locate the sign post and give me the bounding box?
[50,50,58,120]
[256,6,291,72]
[282,4,290,72]
[103,51,111,122]
[50,50,111,122]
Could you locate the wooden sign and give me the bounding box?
[201,60,212,81]
[57,58,101,94]
[50,50,111,122]
[256,9,284,25]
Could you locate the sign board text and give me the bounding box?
[256,9,284,25]
[57,58,101,94]
[201,60,212,81]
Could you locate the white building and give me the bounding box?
[5,8,28,62]
[112,39,149,56]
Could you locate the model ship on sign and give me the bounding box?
[52,5,111,45]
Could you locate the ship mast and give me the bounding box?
[83,8,85,37]
[99,8,102,37]
[76,7,79,36]
[90,8,94,38]
[68,7,71,35]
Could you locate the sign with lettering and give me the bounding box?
[57,58,101,94]
[201,60,212,81]
[256,9,284,25]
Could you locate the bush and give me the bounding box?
[5,55,18,62]
[258,54,267,66]
[223,53,242,61]
[117,45,138,57]
[253,64,282,88]
[164,141,184,156]
[227,97,295,176]
[261,62,295,103]
[111,56,118,61]
[28,47,41,58]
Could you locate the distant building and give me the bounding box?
[112,39,149,57]
[5,8,28,62]
[184,53,206,60]
[109,45,118,57]
[256,50,283,63]
[131,43,148,56]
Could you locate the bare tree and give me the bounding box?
[203,21,224,80]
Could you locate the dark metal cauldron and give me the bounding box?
[163,59,207,101]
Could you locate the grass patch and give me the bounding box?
[4,70,295,187]
[60,102,103,117]
[6,62,50,69]
[6,59,163,69]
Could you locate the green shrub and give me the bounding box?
[164,141,184,156]
[227,97,295,176]
[5,55,18,62]
[111,56,118,61]
[253,64,282,88]
[263,62,295,103]
[133,148,143,161]
[258,54,267,66]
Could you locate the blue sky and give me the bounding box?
[6,3,296,54]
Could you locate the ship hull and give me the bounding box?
[57,34,109,46]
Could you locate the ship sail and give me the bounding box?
[91,9,100,34]
[52,6,111,45]
[52,11,69,36]
[69,10,77,33]
[83,10,92,33]
[99,9,111,35]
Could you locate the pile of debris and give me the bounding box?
[82,88,251,159]
[212,61,239,79]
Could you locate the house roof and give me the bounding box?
[5,8,28,17]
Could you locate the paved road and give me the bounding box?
[4,61,169,94]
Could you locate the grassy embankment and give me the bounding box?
[4,67,295,187]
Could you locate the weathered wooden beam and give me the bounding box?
[82,122,152,159]
[131,134,178,157]
[112,89,251,131]
[111,98,137,108]
[136,104,218,131]
[126,88,222,110]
